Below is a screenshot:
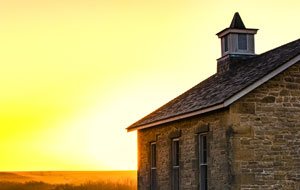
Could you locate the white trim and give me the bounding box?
[217,28,258,38]
[127,54,300,132]
[127,104,224,132]
[172,137,180,141]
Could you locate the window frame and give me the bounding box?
[171,138,180,190]
[198,133,208,190]
[150,142,157,190]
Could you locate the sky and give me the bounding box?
[0,0,299,171]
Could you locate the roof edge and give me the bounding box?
[127,53,300,132]
[127,103,225,132]
[216,28,258,38]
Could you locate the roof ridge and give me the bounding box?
[256,38,300,58]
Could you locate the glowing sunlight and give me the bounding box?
[0,0,299,171]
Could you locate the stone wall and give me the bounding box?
[137,109,232,190]
[137,62,300,190]
[229,62,300,189]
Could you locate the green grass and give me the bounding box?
[0,180,136,190]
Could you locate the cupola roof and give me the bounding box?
[229,12,246,29]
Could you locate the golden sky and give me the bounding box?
[0,0,299,171]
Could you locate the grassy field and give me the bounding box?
[0,171,137,190]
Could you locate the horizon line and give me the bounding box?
[0,170,137,172]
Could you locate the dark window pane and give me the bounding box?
[203,136,207,150]
[199,134,208,190]
[238,34,247,50]
[151,143,156,167]
[172,139,180,190]
[151,169,157,190]
[150,143,157,190]
[200,165,207,190]
[173,167,179,190]
[173,140,179,166]
[203,150,207,163]
[176,144,179,166]
[224,36,228,52]
[200,135,207,164]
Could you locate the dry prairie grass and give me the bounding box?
[0,171,137,190]
[0,181,136,190]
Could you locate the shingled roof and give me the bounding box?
[127,38,300,131]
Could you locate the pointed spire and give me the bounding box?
[216,12,258,72]
[229,12,246,29]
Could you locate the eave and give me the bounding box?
[127,54,300,132]
[216,28,258,38]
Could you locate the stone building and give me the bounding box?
[127,13,300,190]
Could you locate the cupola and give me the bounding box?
[216,12,258,73]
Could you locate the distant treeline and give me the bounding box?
[0,180,136,190]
